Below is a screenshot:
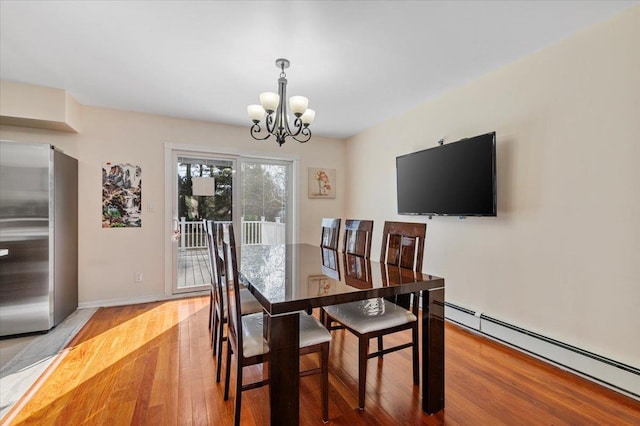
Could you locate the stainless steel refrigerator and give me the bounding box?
[0,140,78,336]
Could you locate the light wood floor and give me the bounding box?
[4,296,639,425]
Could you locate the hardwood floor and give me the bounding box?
[4,296,639,425]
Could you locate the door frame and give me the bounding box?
[163,142,300,297]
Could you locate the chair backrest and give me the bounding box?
[379,221,426,272]
[220,223,242,354]
[206,220,226,309]
[204,220,217,281]
[342,219,374,259]
[203,219,213,281]
[320,218,341,250]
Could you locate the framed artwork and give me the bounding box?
[102,162,142,228]
[308,167,336,199]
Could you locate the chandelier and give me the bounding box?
[247,58,315,146]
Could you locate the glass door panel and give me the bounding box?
[240,160,290,246]
[174,154,234,292]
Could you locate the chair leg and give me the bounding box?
[216,320,225,382]
[377,336,383,356]
[412,324,419,386]
[321,343,329,422]
[224,340,232,400]
[234,355,243,426]
[208,293,213,330]
[323,311,331,329]
[319,308,325,326]
[358,337,369,410]
[212,311,218,355]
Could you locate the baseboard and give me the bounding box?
[444,302,640,400]
[78,290,209,309]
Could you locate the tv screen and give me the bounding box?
[396,132,496,216]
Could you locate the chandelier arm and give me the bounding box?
[250,123,272,141]
[283,114,294,137]
[277,117,287,141]
[287,117,304,137]
[291,126,312,143]
[264,113,276,134]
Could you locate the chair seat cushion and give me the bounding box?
[241,313,269,357]
[323,298,417,334]
[240,312,330,357]
[299,311,332,348]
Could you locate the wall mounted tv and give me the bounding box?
[396,132,496,217]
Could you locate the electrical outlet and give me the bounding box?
[134,272,144,283]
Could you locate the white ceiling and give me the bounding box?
[1,1,636,139]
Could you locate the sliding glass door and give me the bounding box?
[168,147,293,295]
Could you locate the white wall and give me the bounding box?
[1,104,345,306]
[344,6,640,367]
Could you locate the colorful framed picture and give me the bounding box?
[308,167,336,199]
[102,162,142,228]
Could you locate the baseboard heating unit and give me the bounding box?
[444,302,639,400]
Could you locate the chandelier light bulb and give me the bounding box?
[300,108,316,126]
[289,96,309,117]
[259,92,280,113]
[247,104,265,123]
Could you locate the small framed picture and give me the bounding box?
[308,167,336,199]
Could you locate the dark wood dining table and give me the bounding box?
[239,243,445,425]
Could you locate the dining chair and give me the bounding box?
[321,219,374,326]
[322,221,426,410]
[220,223,331,425]
[320,218,341,250]
[206,219,226,351]
[203,220,215,334]
[206,220,263,383]
[379,220,426,310]
[206,219,225,354]
[312,217,342,315]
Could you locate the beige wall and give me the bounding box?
[1,105,345,306]
[0,80,80,132]
[345,6,640,367]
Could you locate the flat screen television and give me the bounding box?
[396,132,496,216]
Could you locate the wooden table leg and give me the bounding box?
[422,287,445,414]
[268,311,300,425]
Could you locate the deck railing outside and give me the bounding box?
[178,217,285,250]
